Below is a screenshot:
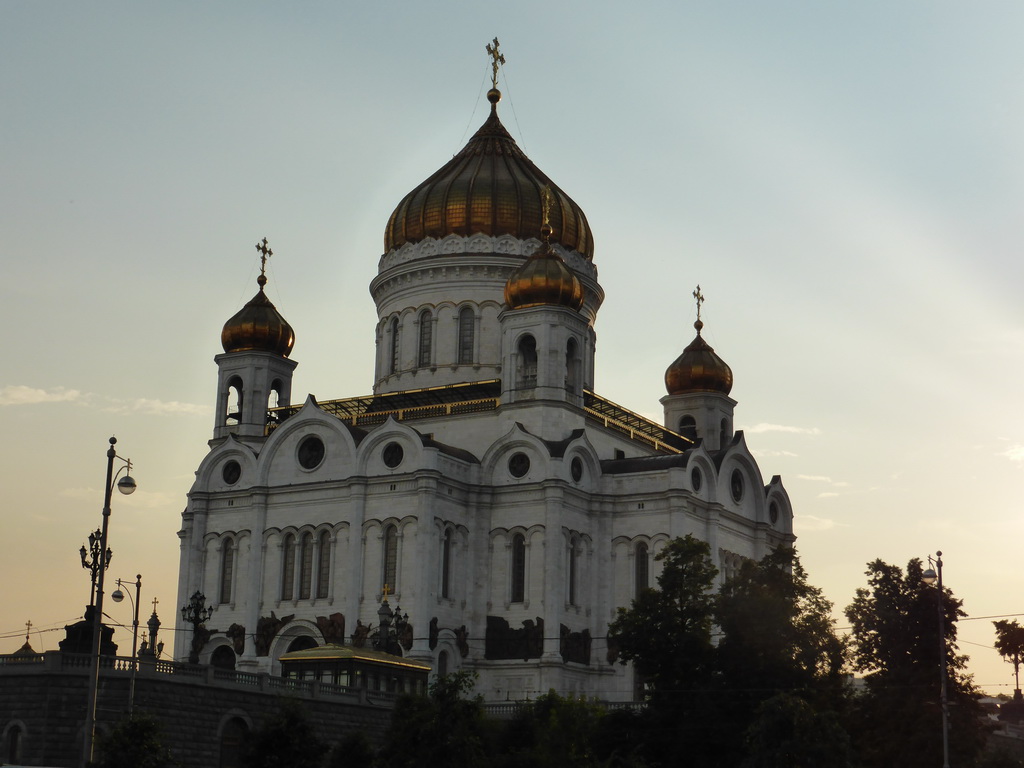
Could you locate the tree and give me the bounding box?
[845,558,986,768]
[741,692,853,768]
[377,670,487,768]
[607,535,718,703]
[606,535,719,766]
[493,691,604,768]
[994,619,1024,698]
[242,698,327,768]
[325,731,377,768]
[92,714,176,768]
[715,548,849,765]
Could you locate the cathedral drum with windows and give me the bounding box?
[176,45,794,702]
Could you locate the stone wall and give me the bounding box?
[0,652,394,767]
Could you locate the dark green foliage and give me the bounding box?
[607,535,718,703]
[326,730,377,768]
[377,670,486,768]
[994,619,1024,692]
[741,693,853,768]
[494,691,604,768]
[845,558,987,768]
[976,748,1024,768]
[242,698,328,768]
[92,714,176,768]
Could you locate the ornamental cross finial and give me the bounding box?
[151,596,159,613]
[693,285,704,323]
[541,185,553,231]
[25,619,32,642]
[486,37,505,89]
[255,237,273,278]
[382,583,391,600]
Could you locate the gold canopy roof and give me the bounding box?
[384,88,594,260]
[221,273,295,357]
[665,320,733,396]
[504,224,584,311]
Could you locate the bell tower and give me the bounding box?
[214,239,297,443]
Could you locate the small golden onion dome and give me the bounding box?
[221,274,295,357]
[504,226,584,311]
[384,88,594,260]
[665,320,733,395]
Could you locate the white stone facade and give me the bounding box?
[177,181,794,704]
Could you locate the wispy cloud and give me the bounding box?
[817,492,840,498]
[104,398,211,417]
[998,444,1024,462]
[1,384,209,417]
[743,423,821,436]
[795,515,847,531]
[0,385,82,406]
[798,474,833,483]
[750,449,799,458]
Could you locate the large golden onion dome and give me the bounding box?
[665,320,733,396]
[221,273,295,357]
[384,88,594,260]
[505,223,584,311]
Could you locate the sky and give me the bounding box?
[2,2,1023,694]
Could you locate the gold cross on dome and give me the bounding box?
[541,185,553,230]
[151,596,160,613]
[25,619,32,641]
[255,237,273,277]
[693,285,704,322]
[486,37,505,89]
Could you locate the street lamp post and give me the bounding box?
[922,551,950,768]
[181,591,214,665]
[111,574,142,714]
[81,437,136,768]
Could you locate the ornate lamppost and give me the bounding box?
[922,551,950,768]
[81,436,136,768]
[181,591,214,664]
[80,528,112,607]
[111,574,142,713]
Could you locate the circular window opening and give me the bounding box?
[571,457,584,483]
[769,502,779,526]
[297,436,326,470]
[730,469,744,502]
[222,460,241,485]
[508,452,531,478]
[383,442,404,469]
[691,467,702,492]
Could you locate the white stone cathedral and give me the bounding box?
[175,51,795,703]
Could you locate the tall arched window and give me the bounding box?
[518,335,537,388]
[211,645,236,670]
[299,533,314,600]
[389,318,401,375]
[418,310,433,368]
[635,541,649,598]
[568,537,580,606]
[226,377,243,426]
[267,379,282,410]
[565,338,580,392]
[457,307,474,364]
[679,415,697,441]
[511,533,526,603]
[316,530,331,600]
[6,725,22,765]
[382,524,398,593]
[281,534,296,601]
[441,528,453,599]
[219,538,234,604]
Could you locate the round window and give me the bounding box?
[690,467,702,492]
[383,442,404,469]
[222,460,241,485]
[769,502,779,526]
[730,469,744,502]
[508,452,530,478]
[571,457,584,483]
[297,436,326,470]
